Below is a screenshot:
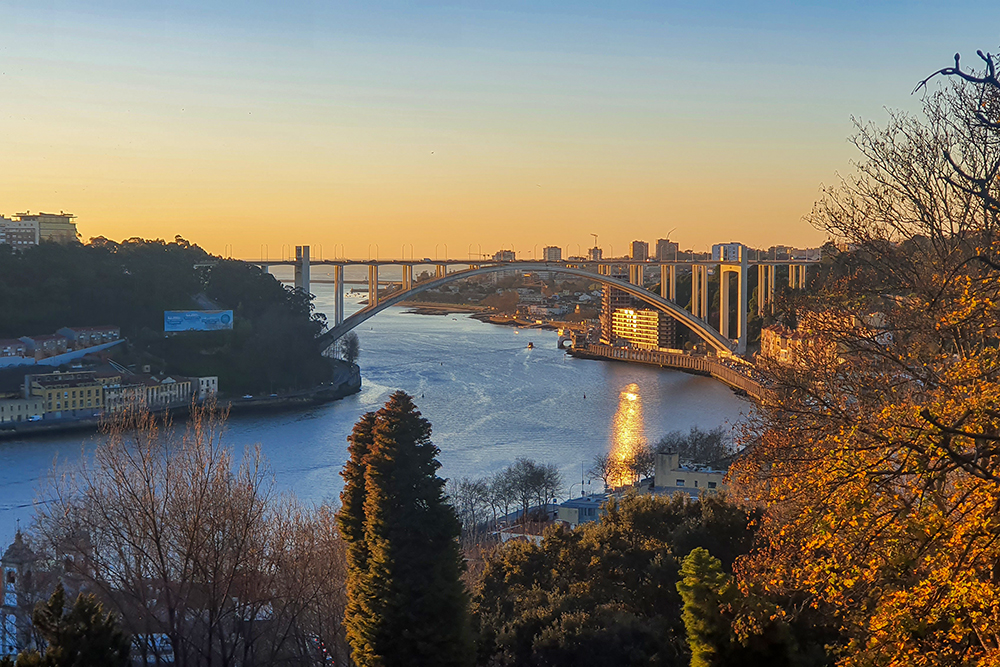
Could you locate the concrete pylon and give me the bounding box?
[368,264,379,307]
[699,266,708,321]
[402,264,413,291]
[333,264,344,325]
[690,265,700,318]
[629,264,642,286]
[294,246,310,294]
[736,249,747,354]
[720,270,730,338]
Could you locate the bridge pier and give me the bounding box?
[368,264,379,307]
[720,270,730,338]
[435,264,446,279]
[294,246,311,294]
[629,264,643,286]
[402,264,413,291]
[690,265,709,320]
[333,265,344,325]
[658,264,676,301]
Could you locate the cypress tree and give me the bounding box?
[337,411,377,662]
[677,547,734,667]
[340,391,471,667]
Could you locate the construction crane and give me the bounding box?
[590,233,598,248]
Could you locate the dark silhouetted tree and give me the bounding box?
[337,392,472,667]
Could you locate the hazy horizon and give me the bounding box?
[1,1,997,258]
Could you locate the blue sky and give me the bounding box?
[0,1,997,255]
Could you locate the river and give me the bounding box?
[0,282,752,546]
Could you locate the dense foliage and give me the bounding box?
[470,493,759,666]
[732,50,1000,665]
[337,392,472,667]
[0,236,332,393]
[0,584,130,667]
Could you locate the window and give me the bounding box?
[675,479,685,487]
[708,482,717,489]
[694,480,699,487]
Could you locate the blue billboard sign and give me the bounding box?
[164,310,234,332]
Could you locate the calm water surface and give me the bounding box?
[0,287,751,544]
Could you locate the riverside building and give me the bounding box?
[610,308,678,350]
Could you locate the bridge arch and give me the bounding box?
[318,263,735,353]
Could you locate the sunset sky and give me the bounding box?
[1,1,997,259]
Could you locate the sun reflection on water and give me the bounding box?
[610,382,645,487]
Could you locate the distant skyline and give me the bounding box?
[1,1,998,258]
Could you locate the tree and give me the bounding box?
[677,549,733,667]
[655,427,730,466]
[625,442,656,485]
[732,50,1000,665]
[0,584,130,667]
[34,404,349,667]
[471,493,761,667]
[338,332,361,364]
[587,453,620,491]
[337,391,472,667]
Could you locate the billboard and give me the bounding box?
[164,310,234,332]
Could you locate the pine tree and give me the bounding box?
[339,391,472,667]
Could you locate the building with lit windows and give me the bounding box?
[610,308,677,350]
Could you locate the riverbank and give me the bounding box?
[569,344,770,402]
[0,365,362,441]
[399,301,486,316]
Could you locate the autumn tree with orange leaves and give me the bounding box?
[732,49,1000,666]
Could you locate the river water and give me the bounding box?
[0,281,751,545]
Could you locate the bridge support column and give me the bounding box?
[368,264,379,307]
[737,249,748,355]
[720,270,730,338]
[598,264,610,276]
[333,264,344,325]
[768,265,776,312]
[690,266,699,317]
[294,245,311,294]
[402,264,413,291]
[699,266,708,320]
[435,264,446,279]
[660,265,669,300]
[757,264,765,316]
[629,264,642,286]
[669,265,676,301]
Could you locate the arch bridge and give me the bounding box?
[254,247,817,356]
